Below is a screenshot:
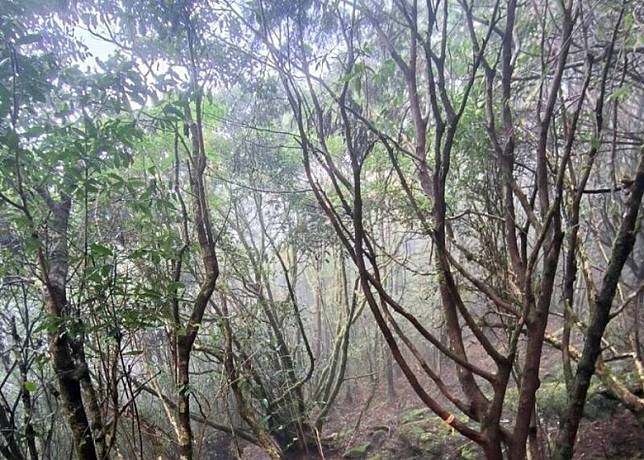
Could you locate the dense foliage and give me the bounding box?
[0,1,642,459]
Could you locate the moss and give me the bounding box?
[504,377,612,422]
[398,415,453,456]
[400,408,431,424]
[344,442,371,458]
[396,408,483,459]
[459,444,479,460]
[536,381,569,419]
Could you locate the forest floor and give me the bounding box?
[241,373,644,460]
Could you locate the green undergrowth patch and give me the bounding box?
[395,408,482,459]
[343,442,372,458]
[504,373,618,422]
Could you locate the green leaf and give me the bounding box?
[122,350,143,356]
[0,131,20,150]
[90,243,113,257]
[23,381,38,392]
[24,237,42,253]
[163,104,184,120]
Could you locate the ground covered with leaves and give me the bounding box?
[244,375,644,460]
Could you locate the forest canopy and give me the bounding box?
[0,0,642,459]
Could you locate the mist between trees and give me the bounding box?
[0,1,642,459]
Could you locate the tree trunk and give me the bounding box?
[385,351,396,401]
[70,339,106,459]
[177,345,194,460]
[49,329,97,460]
[510,242,561,460]
[41,199,97,460]
[554,152,644,460]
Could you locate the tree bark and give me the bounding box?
[41,198,97,460]
[554,152,644,459]
[177,345,194,460]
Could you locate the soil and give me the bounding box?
[240,375,644,460]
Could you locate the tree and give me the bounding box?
[1,1,642,459]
